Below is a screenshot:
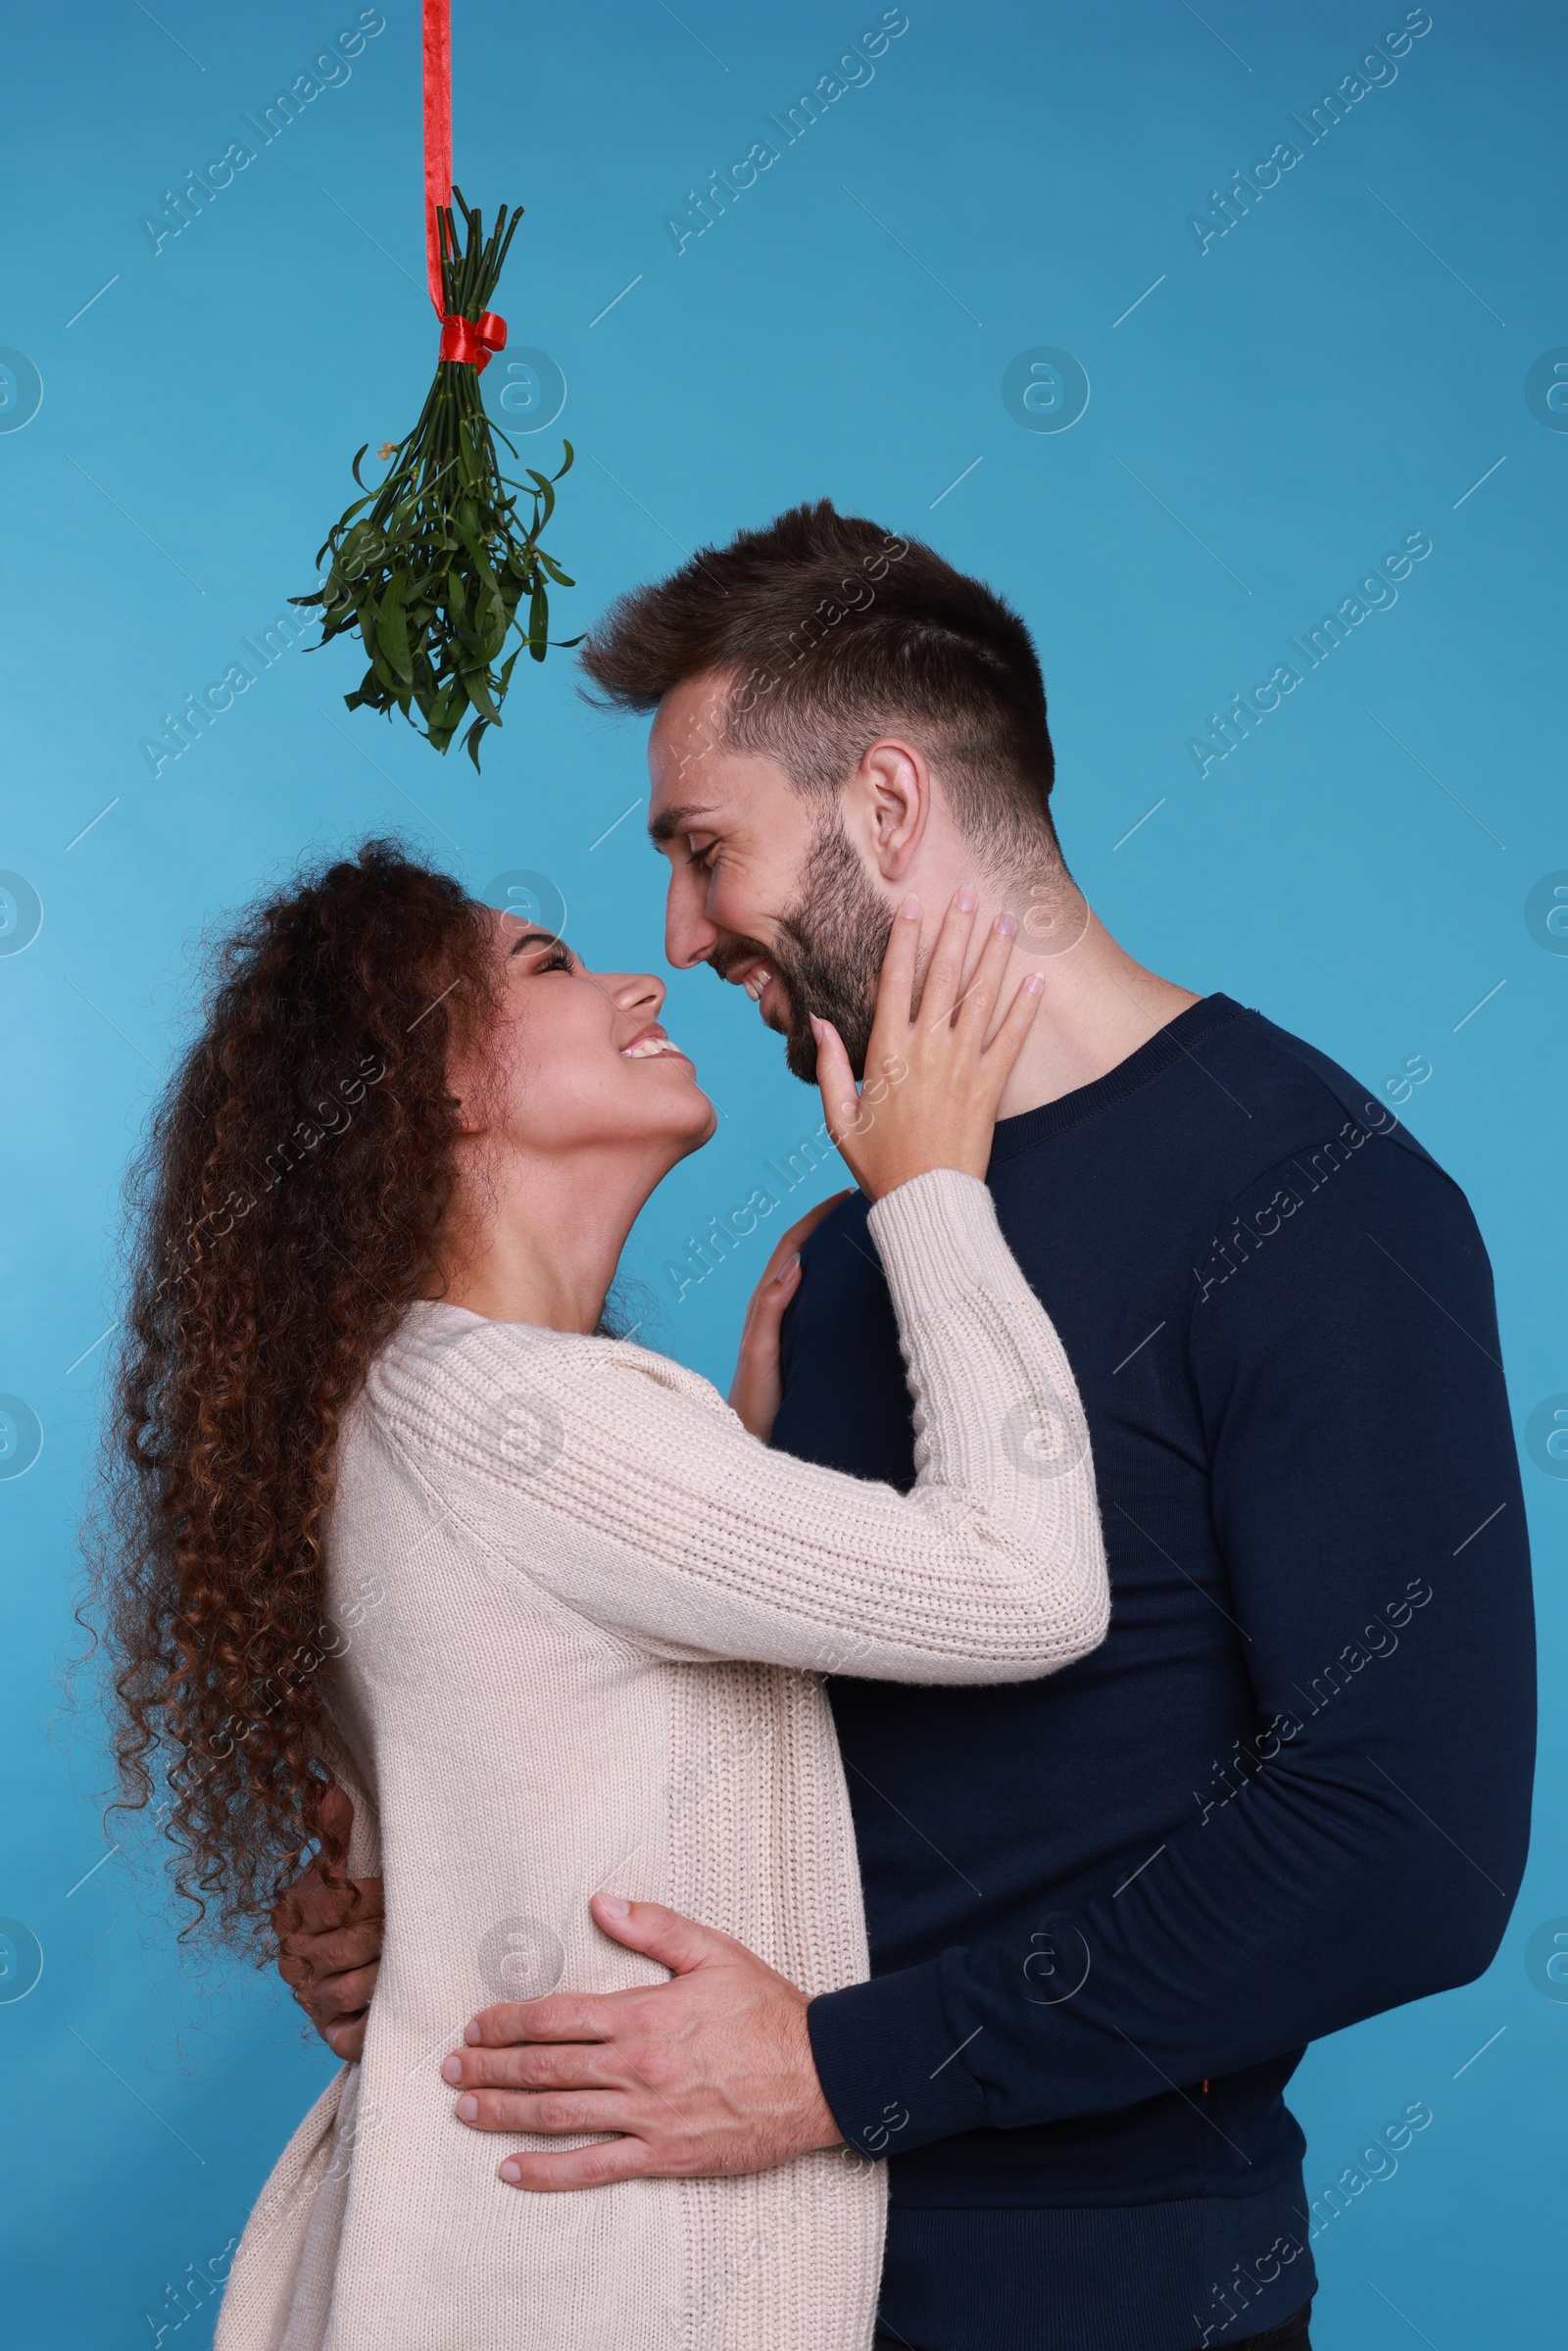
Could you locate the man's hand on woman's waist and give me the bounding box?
[272,1788,384,2063]
[447,1893,843,2188]
[273,1820,842,2185]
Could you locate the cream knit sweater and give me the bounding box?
[215,1170,1108,2351]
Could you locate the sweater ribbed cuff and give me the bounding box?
[865,1168,1014,1330]
[808,1960,990,2160]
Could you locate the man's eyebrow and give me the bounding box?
[647,803,717,847]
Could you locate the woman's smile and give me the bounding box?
[618,1020,692,1063]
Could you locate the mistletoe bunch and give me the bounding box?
[296,190,574,769]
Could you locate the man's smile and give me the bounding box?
[711,949,790,1030]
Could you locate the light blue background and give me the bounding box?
[2,2,1563,2342]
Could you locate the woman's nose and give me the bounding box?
[598,969,665,1015]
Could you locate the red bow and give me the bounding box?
[438,311,508,371]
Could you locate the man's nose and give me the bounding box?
[663,865,719,971]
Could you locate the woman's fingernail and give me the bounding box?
[500,2160,522,2184]
[1025,973,1046,996]
[901,894,920,919]
[956,889,978,913]
[996,911,1017,937]
[775,1252,801,1284]
[465,2021,482,2044]
[598,1892,631,1919]
[457,2093,479,2121]
[441,2054,463,2084]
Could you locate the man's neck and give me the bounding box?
[991,906,1200,1122]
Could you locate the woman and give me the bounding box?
[100,840,1107,2351]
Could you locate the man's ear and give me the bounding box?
[852,737,931,880]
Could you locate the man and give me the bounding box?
[279,504,1534,2351]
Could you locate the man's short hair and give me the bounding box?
[578,500,1061,874]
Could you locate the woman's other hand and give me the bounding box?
[812,891,1043,1202]
[728,1194,851,1442]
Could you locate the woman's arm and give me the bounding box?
[378,1162,1107,1685]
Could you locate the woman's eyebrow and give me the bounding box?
[506,927,570,959]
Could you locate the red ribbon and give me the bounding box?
[439,311,508,371]
[424,0,507,367]
[422,0,452,318]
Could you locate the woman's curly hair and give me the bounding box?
[92,839,498,1945]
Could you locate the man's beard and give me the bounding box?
[716,808,894,1085]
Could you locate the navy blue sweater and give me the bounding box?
[780,996,1533,2351]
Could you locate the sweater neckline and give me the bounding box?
[987,993,1247,1161]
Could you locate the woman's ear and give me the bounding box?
[853,737,931,881]
[444,1046,491,1141]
